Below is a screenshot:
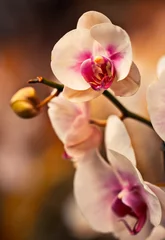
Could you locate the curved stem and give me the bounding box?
[90,119,107,127]
[28,77,63,92]
[37,90,60,108]
[28,77,153,128]
[126,111,152,128]
[102,90,128,116]
[103,90,152,128]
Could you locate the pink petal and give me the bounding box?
[105,115,136,166]
[74,149,121,233]
[77,11,111,29]
[51,28,94,90]
[90,23,132,80]
[147,74,165,141]
[48,94,89,143]
[106,150,144,188]
[106,151,162,228]
[48,94,102,158]
[110,62,141,97]
[65,125,102,157]
[62,86,103,102]
[65,114,92,146]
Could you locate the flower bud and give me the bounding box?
[10,87,41,118]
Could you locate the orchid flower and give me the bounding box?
[48,92,101,158]
[147,56,165,141]
[74,116,165,237]
[51,11,141,102]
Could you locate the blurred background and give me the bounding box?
[1,0,165,239]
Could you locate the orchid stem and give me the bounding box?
[37,90,60,108]
[102,90,153,128]
[28,77,153,128]
[90,119,107,127]
[28,77,63,92]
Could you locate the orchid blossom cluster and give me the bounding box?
[10,11,165,240]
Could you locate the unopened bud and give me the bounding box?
[10,87,41,119]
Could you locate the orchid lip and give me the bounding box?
[111,188,147,235]
[80,55,116,91]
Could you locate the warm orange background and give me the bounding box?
[1,1,165,239]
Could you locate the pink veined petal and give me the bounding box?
[90,22,132,80]
[145,182,165,222]
[78,100,90,119]
[51,28,94,90]
[105,115,136,166]
[157,55,165,79]
[110,62,141,97]
[65,125,102,157]
[48,93,102,158]
[107,150,162,228]
[106,150,144,188]
[146,77,165,141]
[48,94,89,143]
[62,86,104,102]
[77,11,111,29]
[74,149,121,233]
[65,109,98,147]
[48,94,81,142]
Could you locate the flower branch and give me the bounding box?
[29,77,152,128]
[103,90,152,128]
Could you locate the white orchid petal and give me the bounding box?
[48,94,81,142]
[48,94,102,158]
[63,86,103,102]
[66,126,102,157]
[90,23,132,80]
[106,150,144,186]
[105,115,136,166]
[147,76,165,141]
[74,149,120,233]
[48,94,90,143]
[51,28,94,90]
[146,226,165,240]
[110,62,141,96]
[77,11,111,29]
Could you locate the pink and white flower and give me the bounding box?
[48,93,101,158]
[74,116,165,237]
[147,56,165,141]
[51,11,141,102]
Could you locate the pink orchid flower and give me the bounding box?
[51,11,141,102]
[48,93,101,158]
[147,56,165,141]
[74,116,165,237]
